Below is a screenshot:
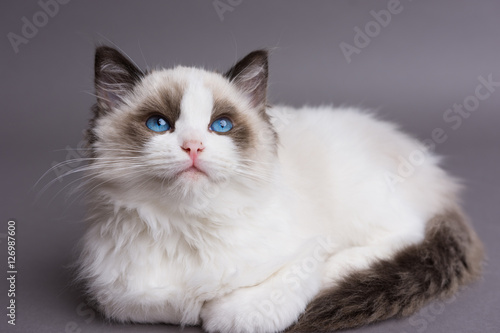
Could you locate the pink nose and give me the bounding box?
[181,141,204,159]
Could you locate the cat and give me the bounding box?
[76,46,484,333]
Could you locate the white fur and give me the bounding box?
[79,67,461,333]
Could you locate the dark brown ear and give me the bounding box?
[94,46,143,111]
[224,50,268,109]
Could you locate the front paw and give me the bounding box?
[201,288,300,333]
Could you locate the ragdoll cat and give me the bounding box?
[77,46,484,333]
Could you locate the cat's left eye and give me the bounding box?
[210,117,233,133]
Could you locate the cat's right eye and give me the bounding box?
[146,115,171,132]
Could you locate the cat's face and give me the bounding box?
[86,47,277,205]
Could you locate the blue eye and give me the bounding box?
[210,117,233,133]
[146,115,170,132]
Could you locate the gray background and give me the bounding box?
[1,0,499,332]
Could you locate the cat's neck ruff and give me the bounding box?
[88,162,290,247]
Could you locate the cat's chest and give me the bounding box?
[94,205,296,320]
[115,226,285,304]
[95,229,242,324]
[120,232,241,302]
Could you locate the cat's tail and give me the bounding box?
[288,209,484,332]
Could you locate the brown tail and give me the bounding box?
[289,209,484,332]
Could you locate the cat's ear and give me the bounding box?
[224,50,268,108]
[94,46,143,111]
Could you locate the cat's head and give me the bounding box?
[86,46,278,208]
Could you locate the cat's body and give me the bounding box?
[77,47,483,333]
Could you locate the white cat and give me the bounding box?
[76,47,483,333]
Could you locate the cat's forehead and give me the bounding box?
[138,66,235,103]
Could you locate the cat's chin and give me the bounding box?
[178,166,208,180]
[171,166,214,194]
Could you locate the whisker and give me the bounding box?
[39,154,193,199]
[237,158,276,165]
[33,156,155,190]
[37,154,182,186]
[64,167,152,206]
[37,158,175,197]
[81,90,112,104]
[96,34,144,75]
[51,147,146,154]
[232,166,275,184]
[38,162,151,201]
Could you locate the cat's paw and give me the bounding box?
[200,287,301,333]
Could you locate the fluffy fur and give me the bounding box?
[289,209,483,332]
[76,46,484,333]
